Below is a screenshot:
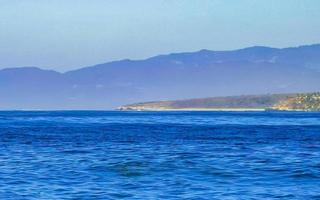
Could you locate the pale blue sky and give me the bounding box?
[0,0,319,71]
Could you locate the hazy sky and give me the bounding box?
[0,0,319,71]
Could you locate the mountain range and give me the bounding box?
[1,44,320,109]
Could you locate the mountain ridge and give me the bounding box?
[1,44,320,109]
[3,43,320,73]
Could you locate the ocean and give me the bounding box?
[0,111,319,199]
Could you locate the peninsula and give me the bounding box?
[118,92,320,111]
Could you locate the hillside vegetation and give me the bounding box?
[273,93,320,111]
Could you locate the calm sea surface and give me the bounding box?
[0,111,319,199]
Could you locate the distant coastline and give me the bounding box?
[119,108,266,112]
[119,92,320,112]
[118,108,308,112]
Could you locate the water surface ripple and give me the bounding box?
[0,111,319,199]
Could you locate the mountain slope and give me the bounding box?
[1,44,320,109]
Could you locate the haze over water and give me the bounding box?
[1,111,319,199]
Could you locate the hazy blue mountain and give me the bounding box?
[1,44,320,109]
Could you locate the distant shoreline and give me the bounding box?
[119,92,320,112]
[118,108,310,112]
[121,108,266,111]
[0,109,313,112]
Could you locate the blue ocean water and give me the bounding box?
[0,111,319,200]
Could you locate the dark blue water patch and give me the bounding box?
[0,111,319,199]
